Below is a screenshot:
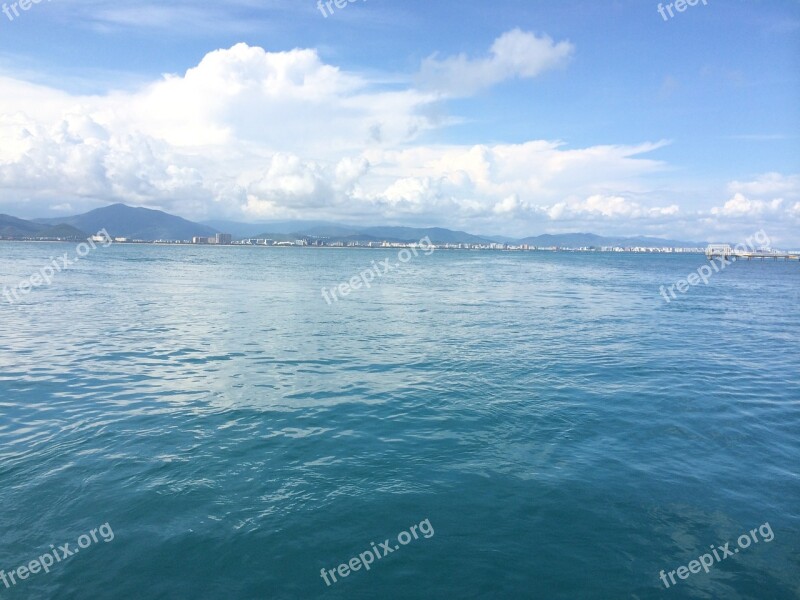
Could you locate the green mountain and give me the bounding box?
[9,204,708,246]
[0,215,89,240]
[0,214,45,237]
[39,224,89,240]
[517,233,705,248]
[35,203,217,241]
[201,219,344,238]
[250,225,494,244]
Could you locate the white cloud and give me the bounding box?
[711,193,784,217]
[0,40,798,243]
[418,29,574,97]
[728,172,800,198]
[493,194,525,216]
[0,40,674,231]
[699,175,800,245]
[0,111,245,217]
[126,43,434,152]
[544,195,679,220]
[711,172,800,220]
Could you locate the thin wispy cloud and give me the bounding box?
[417,29,574,97]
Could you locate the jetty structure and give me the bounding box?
[705,244,800,261]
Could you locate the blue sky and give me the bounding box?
[0,0,798,243]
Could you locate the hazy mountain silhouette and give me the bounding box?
[7,204,706,246]
[35,204,218,241]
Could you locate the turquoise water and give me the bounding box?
[1,242,798,599]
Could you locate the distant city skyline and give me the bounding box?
[3,203,794,250]
[0,1,798,244]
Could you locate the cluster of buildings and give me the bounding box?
[192,233,232,245]
[598,246,704,253]
[212,238,711,253]
[240,239,317,246]
[12,230,784,255]
[8,229,712,254]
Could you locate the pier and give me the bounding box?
[705,244,800,261]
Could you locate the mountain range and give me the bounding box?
[0,204,706,247]
[0,214,88,240]
[33,204,218,241]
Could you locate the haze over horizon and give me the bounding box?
[0,201,711,246]
[0,0,798,244]
[3,201,715,246]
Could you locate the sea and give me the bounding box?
[1,242,798,599]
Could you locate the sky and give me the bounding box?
[0,0,798,244]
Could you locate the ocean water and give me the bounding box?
[1,242,798,599]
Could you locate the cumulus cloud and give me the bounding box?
[710,193,784,217]
[244,154,371,218]
[127,43,435,152]
[697,174,800,245]
[544,195,679,221]
[417,29,574,97]
[728,172,800,198]
[0,39,797,242]
[710,173,799,222]
[0,112,244,216]
[0,43,440,219]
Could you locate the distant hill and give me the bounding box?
[0,215,88,240]
[7,204,711,246]
[249,224,495,244]
[202,219,349,238]
[294,225,366,238]
[517,233,705,248]
[204,221,702,247]
[35,204,217,241]
[0,214,45,237]
[360,226,493,244]
[38,224,88,240]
